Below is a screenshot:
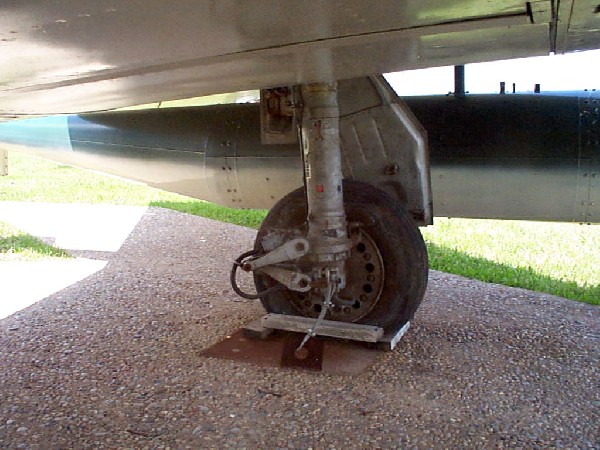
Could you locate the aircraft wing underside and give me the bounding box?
[1,0,599,117]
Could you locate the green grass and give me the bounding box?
[0,153,268,228]
[0,221,71,261]
[0,152,598,305]
[423,219,599,304]
[150,200,267,229]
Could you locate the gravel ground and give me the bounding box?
[0,207,598,449]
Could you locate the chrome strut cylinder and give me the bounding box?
[301,83,352,285]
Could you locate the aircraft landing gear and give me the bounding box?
[253,180,428,332]
[232,82,428,342]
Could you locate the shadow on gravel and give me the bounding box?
[427,243,599,305]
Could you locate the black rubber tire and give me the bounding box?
[254,180,428,333]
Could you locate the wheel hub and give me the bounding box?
[290,227,384,322]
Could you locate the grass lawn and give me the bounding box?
[422,220,598,304]
[1,152,598,305]
[0,221,70,261]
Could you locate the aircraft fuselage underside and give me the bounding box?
[0,80,597,224]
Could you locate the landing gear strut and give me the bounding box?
[232,81,428,345]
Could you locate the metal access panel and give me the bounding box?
[577,93,600,224]
[257,76,432,222]
[338,76,432,225]
[205,102,303,209]
[404,91,600,223]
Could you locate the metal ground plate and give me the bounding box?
[199,329,381,375]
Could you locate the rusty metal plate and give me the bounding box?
[200,329,380,375]
[280,333,324,372]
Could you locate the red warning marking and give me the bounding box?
[314,120,324,141]
[316,184,325,193]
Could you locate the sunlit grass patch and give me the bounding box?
[0,152,188,205]
[150,200,267,229]
[422,218,600,305]
[0,221,71,261]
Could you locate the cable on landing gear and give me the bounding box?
[295,274,336,357]
[230,249,284,299]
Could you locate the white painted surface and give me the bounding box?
[0,202,147,252]
[0,259,107,320]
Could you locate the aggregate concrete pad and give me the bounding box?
[0,205,597,449]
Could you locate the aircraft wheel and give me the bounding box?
[254,180,428,332]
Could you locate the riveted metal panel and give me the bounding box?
[338,77,432,225]
[404,92,599,223]
[234,157,303,209]
[204,112,241,207]
[576,91,600,223]
[430,159,581,222]
[211,102,303,208]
